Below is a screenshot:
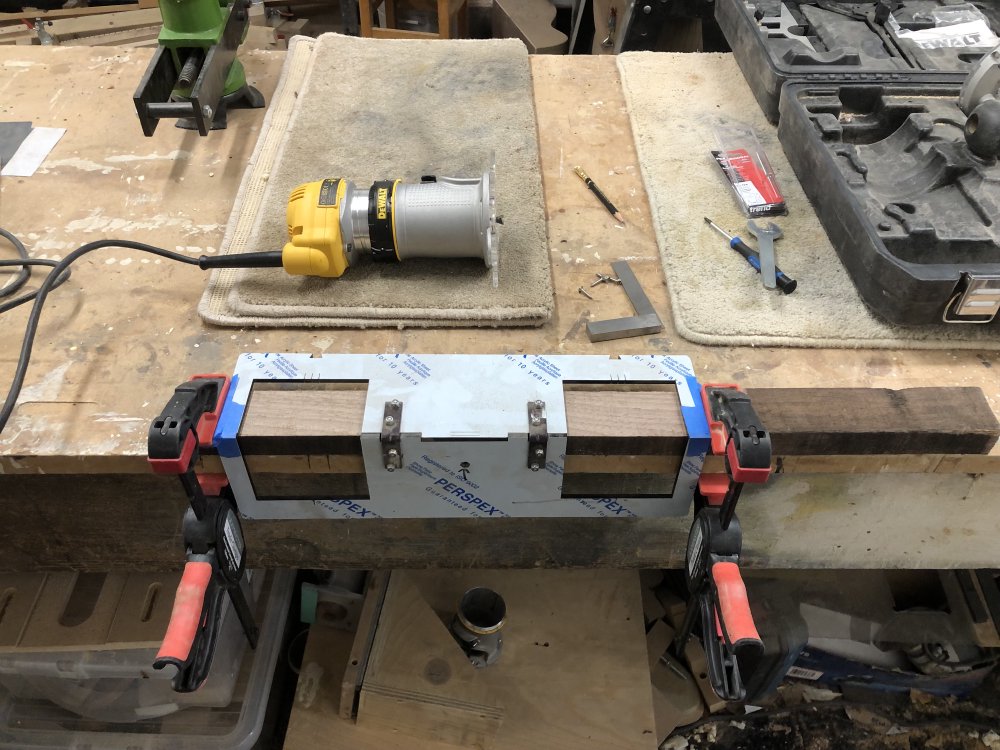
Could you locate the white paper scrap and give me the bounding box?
[1,127,66,177]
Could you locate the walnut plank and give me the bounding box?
[746,387,1000,455]
[564,388,686,456]
[236,385,998,460]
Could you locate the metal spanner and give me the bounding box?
[746,220,783,290]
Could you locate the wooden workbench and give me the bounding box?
[0,45,998,572]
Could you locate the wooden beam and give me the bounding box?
[370,27,439,39]
[62,27,160,46]
[339,571,389,720]
[564,385,686,456]
[238,385,998,456]
[3,472,1000,571]
[240,386,366,455]
[239,382,689,457]
[1,386,996,478]
[232,384,1000,523]
[745,387,999,455]
[44,7,160,38]
[0,3,142,23]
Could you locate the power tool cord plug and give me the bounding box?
[198,250,283,269]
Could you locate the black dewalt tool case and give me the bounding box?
[716,0,1000,325]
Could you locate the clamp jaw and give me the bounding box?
[699,383,771,530]
[674,384,771,702]
[148,375,259,693]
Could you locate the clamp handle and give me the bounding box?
[676,507,763,703]
[712,562,762,658]
[155,560,213,671]
[700,561,764,702]
[154,548,258,693]
[154,558,228,693]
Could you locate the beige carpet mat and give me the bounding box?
[617,52,998,349]
[200,34,552,328]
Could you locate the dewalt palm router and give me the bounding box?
[203,166,500,286]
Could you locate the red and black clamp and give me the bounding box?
[148,375,258,693]
[698,383,772,531]
[673,384,771,702]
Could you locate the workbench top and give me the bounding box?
[0,44,995,463]
[1,45,998,572]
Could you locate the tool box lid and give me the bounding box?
[717,0,1000,122]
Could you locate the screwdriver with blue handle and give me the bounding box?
[705,217,797,294]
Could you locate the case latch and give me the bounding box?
[944,273,1000,323]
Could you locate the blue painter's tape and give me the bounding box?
[677,370,711,505]
[214,373,245,459]
[679,372,710,444]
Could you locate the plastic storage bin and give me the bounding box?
[0,569,293,750]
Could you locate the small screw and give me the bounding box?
[384,415,395,425]
[530,415,541,426]
[530,463,540,471]
[578,286,594,300]
[534,447,544,457]
[391,399,400,406]
[388,448,398,457]
[534,400,543,407]
[202,105,213,118]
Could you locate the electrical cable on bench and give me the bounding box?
[0,233,203,436]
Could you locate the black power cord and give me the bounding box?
[0,230,283,436]
[0,228,31,299]
[0,227,72,313]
